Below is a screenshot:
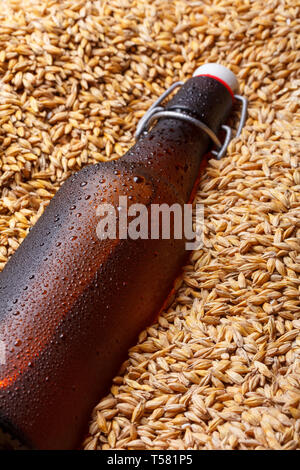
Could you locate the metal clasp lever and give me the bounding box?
[135,82,248,160]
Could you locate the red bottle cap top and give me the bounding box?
[193,63,239,99]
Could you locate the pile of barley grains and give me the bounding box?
[0,0,299,451]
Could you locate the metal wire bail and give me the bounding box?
[135,82,248,160]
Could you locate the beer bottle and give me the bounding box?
[0,64,243,449]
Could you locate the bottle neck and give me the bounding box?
[165,75,233,135]
[121,76,234,203]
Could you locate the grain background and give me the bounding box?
[0,0,299,450]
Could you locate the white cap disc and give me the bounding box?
[193,63,239,94]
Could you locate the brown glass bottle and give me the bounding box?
[0,66,236,449]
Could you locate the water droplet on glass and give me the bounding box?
[133,176,144,184]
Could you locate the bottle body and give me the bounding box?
[0,76,233,449]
